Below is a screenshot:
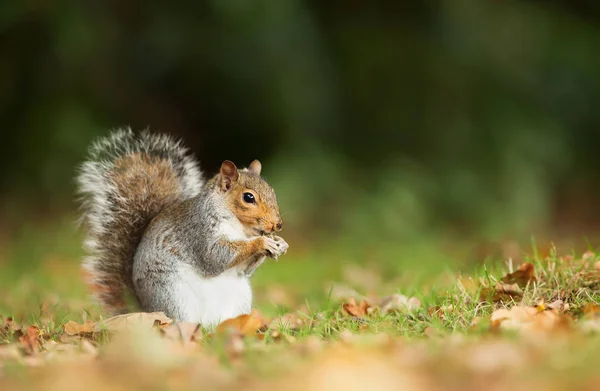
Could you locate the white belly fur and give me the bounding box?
[174,264,252,327]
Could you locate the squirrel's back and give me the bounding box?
[76,128,203,314]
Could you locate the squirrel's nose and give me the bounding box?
[275,219,283,232]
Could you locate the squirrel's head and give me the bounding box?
[217,159,283,236]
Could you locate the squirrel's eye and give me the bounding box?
[243,192,255,204]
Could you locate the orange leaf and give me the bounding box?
[63,320,95,336]
[492,283,523,302]
[490,305,570,334]
[216,310,264,337]
[501,262,536,287]
[18,326,42,355]
[94,312,173,333]
[342,297,371,318]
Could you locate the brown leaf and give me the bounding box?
[2,316,20,331]
[1,316,21,339]
[18,325,42,355]
[94,312,173,333]
[583,251,596,261]
[63,320,95,336]
[492,283,523,302]
[216,310,264,337]
[490,306,536,328]
[501,262,536,287]
[547,299,565,311]
[342,297,371,318]
[490,305,570,334]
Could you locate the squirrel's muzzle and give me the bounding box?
[273,219,283,233]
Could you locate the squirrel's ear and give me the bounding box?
[220,160,239,191]
[248,159,262,176]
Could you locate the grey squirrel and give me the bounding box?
[76,129,289,327]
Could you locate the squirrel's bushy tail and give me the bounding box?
[76,128,203,314]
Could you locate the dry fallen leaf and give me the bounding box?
[342,297,371,318]
[492,283,523,303]
[63,320,95,336]
[491,306,536,328]
[583,251,596,261]
[547,299,565,311]
[213,311,267,359]
[1,316,21,340]
[501,262,536,287]
[216,310,265,337]
[18,325,42,355]
[2,316,20,331]
[479,263,535,303]
[490,305,569,334]
[94,312,173,333]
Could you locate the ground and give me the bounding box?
[2,221,600,391]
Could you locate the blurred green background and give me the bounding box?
[2,1,600,316]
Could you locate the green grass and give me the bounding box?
[3,221,600,390]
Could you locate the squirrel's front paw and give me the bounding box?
[264,235,289,260]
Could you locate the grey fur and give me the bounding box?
[132,190,245,319]
[76,128,288,322]
[76,128,204,314]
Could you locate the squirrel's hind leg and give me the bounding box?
[133,268,201,323]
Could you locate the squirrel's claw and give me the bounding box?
[264,235,289,260]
